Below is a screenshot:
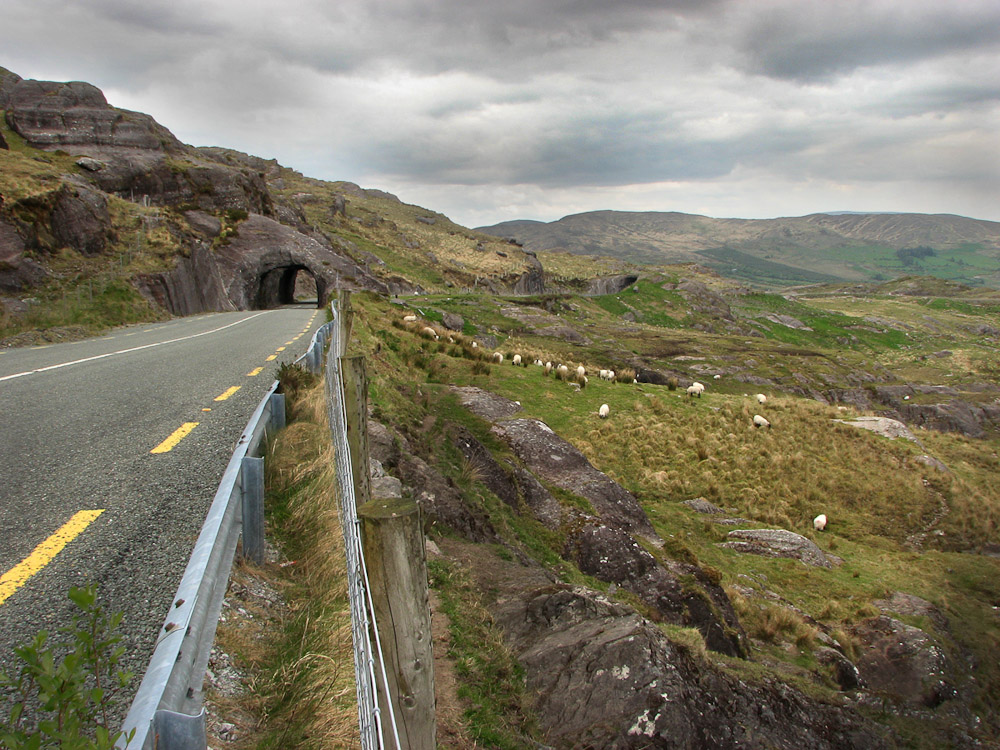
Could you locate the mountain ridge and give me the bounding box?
[478,209,1000,288]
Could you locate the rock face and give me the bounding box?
[587,274,639,296]
[0,218,46,292]
[496,583,889,749]
[851,616,956,708]
[492,417,655,537]
[511,252,545,294]
[49,182,113,256]
[135,214,388,315]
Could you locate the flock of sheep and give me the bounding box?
[398,312,827,532]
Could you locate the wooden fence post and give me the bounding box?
[341,355,371,508]
[358,497,436,750]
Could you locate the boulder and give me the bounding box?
[0,218,46,292]
[851,616,956,708]
[721,529,833,568]
[397,451,497,543]
[439,311,465,332]
[512,252,545,294]
[683,497,726,514]
[816,646,863,691]
[50,182,112,255]
[496,583,888,749]
[492,418,656,538]
[564,521,745,656]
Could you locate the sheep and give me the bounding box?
[543,362,553,376]
[599,403,610,418]
[576,365,587,379]
[687,382,705,398]
[534,359,544,366]
[471,341,478,348]
[813,513,828,531]
[402,314,417,322]
[753,414,771,428]
[420,326,439,340]
[492,352,504,364]
[599,369,609,380]
[557,364,570,377]
[512,354,522,366]
[756,393,767,405]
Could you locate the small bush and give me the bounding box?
[471,361,491,376]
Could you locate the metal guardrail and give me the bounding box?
[118,316,334,750]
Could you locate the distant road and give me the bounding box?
[0,306,322,716]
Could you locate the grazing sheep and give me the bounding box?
[576,365,587,379]
[471,341,478,348]
[687,382,705,398]
[492,352,504,364]
[607,370,616,382]
[599,403,610,418]
[534,359,544,366]
[599,369,609,380]
[403,314,417,322]
[512,354,522,366]
[813,513,828,531]
[756,393,767,405]
[543,362,553,376]
[420,326,439,340]
[557,364,570,377]
[753,414,771,428]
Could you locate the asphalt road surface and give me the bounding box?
[0,305,323,722]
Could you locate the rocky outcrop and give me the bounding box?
[851,616,956,708]
[497,583,889,749]
[564,521,746,656]
[512,251,545,294]
[0,218,46,292]
[586,274,639,296]
[49,182,113,255]
[136,213,387,315]
[493,417,655,538]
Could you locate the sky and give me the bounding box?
[2,0,999,228]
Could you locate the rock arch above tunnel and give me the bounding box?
[255,264,323,308]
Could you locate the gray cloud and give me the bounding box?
[1,0,997,224]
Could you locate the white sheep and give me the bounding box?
[420,326,439,340]
[599,403,610,419]
[687,382,705,398]
[534,359,544,366]
[599,369,609,380]
[753,414,771,428]
[492,352,504,364]
[606,370,616,382]
[813,513,828,531]
[557,364,570,377]
[402,314,417,322]
[471,341,478,348]
[576,365,587,379]
[756,393,767,405]
[512,354,522,366]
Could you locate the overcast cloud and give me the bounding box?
[2,0,998,226]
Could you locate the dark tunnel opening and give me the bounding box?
[254,265,326,309]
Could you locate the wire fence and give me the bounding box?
[324,295,401,750]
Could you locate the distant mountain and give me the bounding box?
[478,210,1000,288]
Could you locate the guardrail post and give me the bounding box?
[240,456,265,565]
[358,498,436,750]
[269,392,286,432]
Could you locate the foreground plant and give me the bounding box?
[0,585,134,749]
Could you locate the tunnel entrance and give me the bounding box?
[254,265,325,309]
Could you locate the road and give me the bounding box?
[0,306,322,719]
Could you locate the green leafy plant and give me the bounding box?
[0,585,134,749]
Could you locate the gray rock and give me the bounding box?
[50,183,112,255]
[398,452,497,543]
[851,616,956,708]
[816,646,863,691]
[75,156,104,171]
[496,584,888,749]
[184,210,222,238]
[721,529,832,568]
[440,311,464,331]
[450,386,522,422]
[683,497,725,514]
[586,274,639,296]
[492,418,656,538]
[563,521,746,656]
[371,475,402,500]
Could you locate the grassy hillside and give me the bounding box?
[326,290,1000,747]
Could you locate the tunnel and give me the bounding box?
[254,264,326,309]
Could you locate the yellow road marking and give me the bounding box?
[215,385,241,401]
[247,367,264,377]
[276,347,285,352]
[266,354,277,361]
[284,340,295,346]
[202,407,212,412]
[0,510,105,605]
[151,422,199,454]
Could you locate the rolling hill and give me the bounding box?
[478,210,1000,288]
